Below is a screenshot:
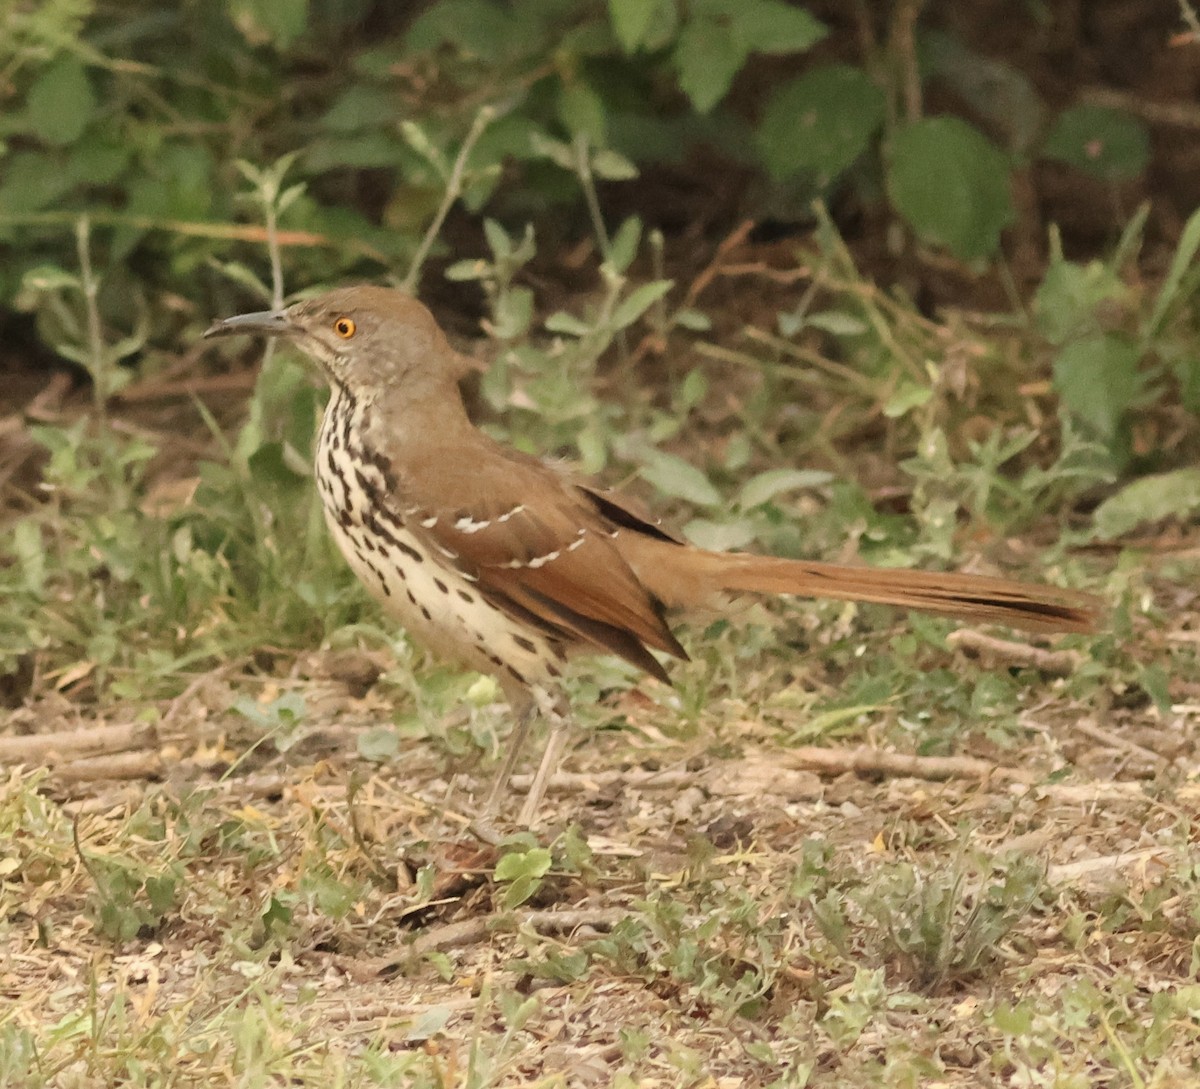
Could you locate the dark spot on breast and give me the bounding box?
[513,635,537,654]
[457,590,474,604]
[366,447,398,492]
[434,578,448,594]
[420,605,432,621]
[398,540,423,563]
[505,665,527,686]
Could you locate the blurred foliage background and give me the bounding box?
[1,0,1198,703]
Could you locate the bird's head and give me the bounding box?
[204,285,478,397]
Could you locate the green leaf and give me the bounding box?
[24,57,95,146]
[673,308,712,331]
[1145,204,1200,340]
[673,17,744,113]
[0,151,73,213]
[638,448,722,507]
[683,517,758,552]
[1051,333,1142,439]
[883,380,934,418]
[607,216,642,273]
[758,64,885,183]
[611,280,673,329]
[558,80,607,144]
[922,30,1044,154]
[609,0,671,52]
[545,310,592,337]
[590,148,639,181]
[229,0,309,48]
[991,1002,1034,1037]
[357,726,400,762]
[492,286,534,339]
[804,310,868,337]
[1034,257,1126,345]
[1092,469,1200,540]
[738,468,832,509]
[494,847,552,882]
[1043,105,1149,181]
[888,118,1014,260]
[405,0,517,56]
[21,265,81,293]
[321,85,401,133]
[730,1,827,55]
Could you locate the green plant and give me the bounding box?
[856,852,1045,988]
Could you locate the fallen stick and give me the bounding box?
[410,906,628,957]
[1047,847,1171,886]
[54,750,164,783]
[0,722,156,765]
[946,629,1082,676]
[781,745,1031,783]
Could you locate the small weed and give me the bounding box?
[855,851,1045,989]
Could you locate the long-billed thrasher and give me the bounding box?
[205,286,1101,824]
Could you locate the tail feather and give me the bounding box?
[697,553,1100,634]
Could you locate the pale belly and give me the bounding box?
[320,499,562,702]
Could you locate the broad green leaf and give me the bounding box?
[305,133,404,172]
[406,0,516,55]
[731,1,827,55]
[673,18,744,113]
[321,86,401,133]
[0,151,73,213]
[1092,469,1200,540]
[738,468,833,509]
[1034,257,1126,345]
[494,847,552,882]
[758,64,885,183]
[609,0,671,52]
[1043,105,1149,181]
[639,448,722,507]
[24,57,95,146]
[888,118,1014,260]
[1051,333,1142,439]
[923,30,1044,154]
[558,80,607,144]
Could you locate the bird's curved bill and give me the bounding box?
[203,310,293,339]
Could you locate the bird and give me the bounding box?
[205,285,1101,824]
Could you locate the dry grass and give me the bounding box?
[2,588,1198,1088]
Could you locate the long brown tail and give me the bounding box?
[705,554,1100,634]
[622,535,1101,635]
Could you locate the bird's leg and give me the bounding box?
[482,695,537,818]
[518,713,570,826]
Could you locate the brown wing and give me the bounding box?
[393,439,688,682]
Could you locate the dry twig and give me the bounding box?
[946,629,1082,676]
[0,721,156,765]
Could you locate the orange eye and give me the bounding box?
[333,316,356,338]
